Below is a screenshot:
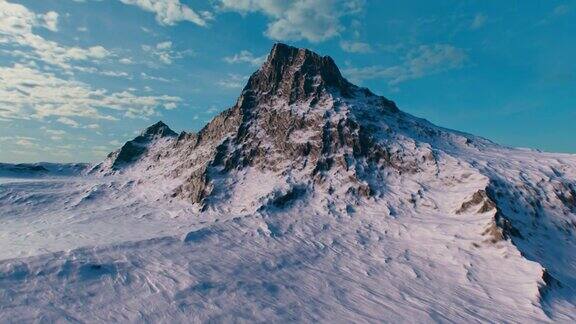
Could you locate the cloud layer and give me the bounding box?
[218,0,364,42]
[340,40,372,53]
[224,50,267,66]
[0,1,113,72]
[343,44,467,85]
[119,0,212,26]
[0,64,180,124]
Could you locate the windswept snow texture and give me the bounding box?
[1,44,575,322]
[0,176,200,260]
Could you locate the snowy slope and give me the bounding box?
[0,43,575,322]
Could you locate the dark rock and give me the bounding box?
[184,228,217,243]
[243,43,355,104]
[553,182,576,212]
[481,185,524,243]
[271,186,306,208]
[110,121,177,170]
[141,121,177,138]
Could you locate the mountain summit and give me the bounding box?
[244,43,354,103]
[141,121,177,138]
[95,43,402,200]
[82,43,576,321]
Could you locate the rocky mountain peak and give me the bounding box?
[141,121,177,138]
[242,43,353,104]
[90,121,177,173]
[98,44,400,197]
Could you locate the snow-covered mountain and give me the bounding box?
[1,43,575,322]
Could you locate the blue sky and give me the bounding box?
[0,0,574,163]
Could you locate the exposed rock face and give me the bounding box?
[113,121,177,169]
[244,43,355,104]
[141,121,178,138]
[553,181,576,212]
[92,121,178,173]
[98,44,445,205]
[456,190,496,214]
[164,43,405,204]
[244,43,399,110]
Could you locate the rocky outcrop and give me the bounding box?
[243,43,354,104]
[90,121,177,173]
[162,43,405,204]
[112,121,177,170]
[141,121,178,138]
[456,190,496,214]
[455,186,522,244]
[553,181,576,212]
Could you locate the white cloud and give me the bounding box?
[119,58,134,64]
[156,41,172,50]
[163,102,177,110]
[45,129,67,136]
[142,41,192,65]
[217,74,248,89]
[218,0,365,42]
[223,50,267,66]
[100,70,131,78]
[343,44,467,85]
[57,117,81,128]
[0,136,38,148]
[16,138,37,147]
[0,64,181,123]
[0,1,41,35]
[339,40,372,53]
[119,0,212,26]
[48,130,65,140]
[39,11,59,32]
[0,1,112,71]
[471,13,487,30]
[141,72,172,82]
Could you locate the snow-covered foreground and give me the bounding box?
[0,152,575,322]
[0,213,544,322]
[0,185,546,322]
[0,176,203,260]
